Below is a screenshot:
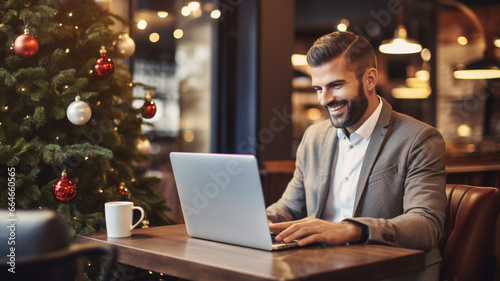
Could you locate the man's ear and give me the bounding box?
[364,68,378,92]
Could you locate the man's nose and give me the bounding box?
[319,91,333,107]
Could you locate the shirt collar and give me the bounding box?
[337,96,383,141]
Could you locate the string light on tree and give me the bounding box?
[67,96,92,125]
[52,170,77,202]
[118,181,130,197]
[13,29,39,58]
[92,46,114,79]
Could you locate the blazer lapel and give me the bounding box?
[314,124,337,218]
[353,98,392,215]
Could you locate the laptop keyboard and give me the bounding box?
[271,234,286,244]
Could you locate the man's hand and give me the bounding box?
[269,217,362,246]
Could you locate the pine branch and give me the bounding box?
[0,137,26,166]
[18,3,57,32]
[43,142,113,165]
[0,67,16,86]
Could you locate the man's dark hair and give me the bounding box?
[306,31,377,80]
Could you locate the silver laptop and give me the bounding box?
[170,152,298,251]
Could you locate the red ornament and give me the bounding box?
[14,29,39,58]
[93,46,114,79]
[141,99,157,119]
[52,170,77,202]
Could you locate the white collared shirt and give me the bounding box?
[321,96,383,222]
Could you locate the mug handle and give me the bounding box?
[131,206,145,230]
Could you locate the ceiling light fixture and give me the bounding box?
[494,37,500,48]
[291,54,307,66]
[451,1,500,79]
[379,9,422,55]
[453,55,500,79]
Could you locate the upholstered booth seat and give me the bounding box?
[439,184,500,281]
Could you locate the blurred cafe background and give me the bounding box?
[113,0,500,222]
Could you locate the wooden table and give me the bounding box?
[77,224,424,281]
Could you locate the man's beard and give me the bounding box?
[325,80,368,129]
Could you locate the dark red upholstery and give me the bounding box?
[439,184,500,281]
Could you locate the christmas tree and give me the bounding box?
[0,0,172,279]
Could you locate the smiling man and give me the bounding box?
[266,31,446,281]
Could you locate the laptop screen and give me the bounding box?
[170,152,275,250]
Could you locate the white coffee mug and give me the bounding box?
[105,201,145,238]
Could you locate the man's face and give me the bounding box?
[310,56,368,134]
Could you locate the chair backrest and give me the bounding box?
[0,210,115,281]
[439,184,500,281]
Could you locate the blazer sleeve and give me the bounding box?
[266,127,311,222]
[347,125,447,252]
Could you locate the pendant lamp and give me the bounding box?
[451,2,500,79]
[453,53,500,79]
[379,7,422,55]
[379,25,422,54]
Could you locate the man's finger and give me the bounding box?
[269,221,294,231]
[280,224,316,242]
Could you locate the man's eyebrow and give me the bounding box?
[312,79,346,89]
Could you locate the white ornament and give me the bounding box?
[114,32,136,58]
[135,138,151,155]
[94,0,112,11]
[67,96,92,125]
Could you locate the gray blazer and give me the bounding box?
[266,98,446,279]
